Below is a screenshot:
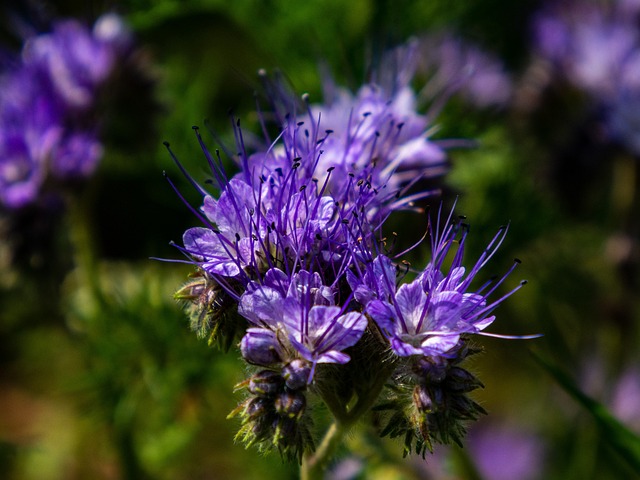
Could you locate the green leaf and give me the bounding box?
[532,350,640,473]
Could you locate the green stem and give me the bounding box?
[301,422,346,480]
[302,360,395,478]
[66,193,104,306]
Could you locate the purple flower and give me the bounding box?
[365,209,528,357]
[298,45,448,200]
[238,268,367,380]
[0,67,62,208]
[23,18,118,109]
[419,32,513,108]
[467,421,545,480]
[532,1,640,98]
[0,13,130,209]
[183,178,262,277]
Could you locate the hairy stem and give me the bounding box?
[301,421,346,480]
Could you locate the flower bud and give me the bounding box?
[249,370,285,396]
[240,328,283,366]
[274,390,307,419]
[282,359,311,390]
[413,385,433,412]
[244,396,272,420]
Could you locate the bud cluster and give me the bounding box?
[230,366,314,463]
[174,269,241,351]
[377,341,486,457]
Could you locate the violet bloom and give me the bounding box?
[531,1,640,154]
[257,41,447,216]
[0,13,130,209]
[179,153,341,281]
[419,32,513,108]
[0,66,62,208]
[366,209,528,357]
[22,15,127,109]
[467,421,545,480]
[238,269,367,380]
[302,42,447,198]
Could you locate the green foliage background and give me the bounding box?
[1,0,639,479]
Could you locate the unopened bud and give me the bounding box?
[275,391,306,419]
[282,359,311,390]
[249,370,285,396]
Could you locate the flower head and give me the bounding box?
[418,32,513,108]
[363,208,528,358]
[531,0,640,155]
[0,13,131,210]
[238,268,367,381]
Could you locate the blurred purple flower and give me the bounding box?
[468,421,545,480]
[610,366,640,433]
[23,19,116,109]
[532,0,640,155]
[0,13,130,209]
[419,32,513,108]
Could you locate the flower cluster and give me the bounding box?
[532,0,640,155]
[0,13,131,209]
[170,41,533,463]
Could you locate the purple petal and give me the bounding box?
[390,337,423,356]
[429,290,465,329]
[367,300,396,333]
[183,227,240,277]
[239,286,285,326]
[396,280,428,331]
[315,351,350,364]
[420,333,460,355]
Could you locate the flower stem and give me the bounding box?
[301,421,346,480]
[66,192,103,306]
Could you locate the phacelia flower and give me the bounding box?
[238,268,367,381]
[167,38,537,465]
[0,13,131,210]
[418,32,513,108]
[363,208,528,358]
[532,0,640,155]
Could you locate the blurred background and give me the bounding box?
[1,0,639,478]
